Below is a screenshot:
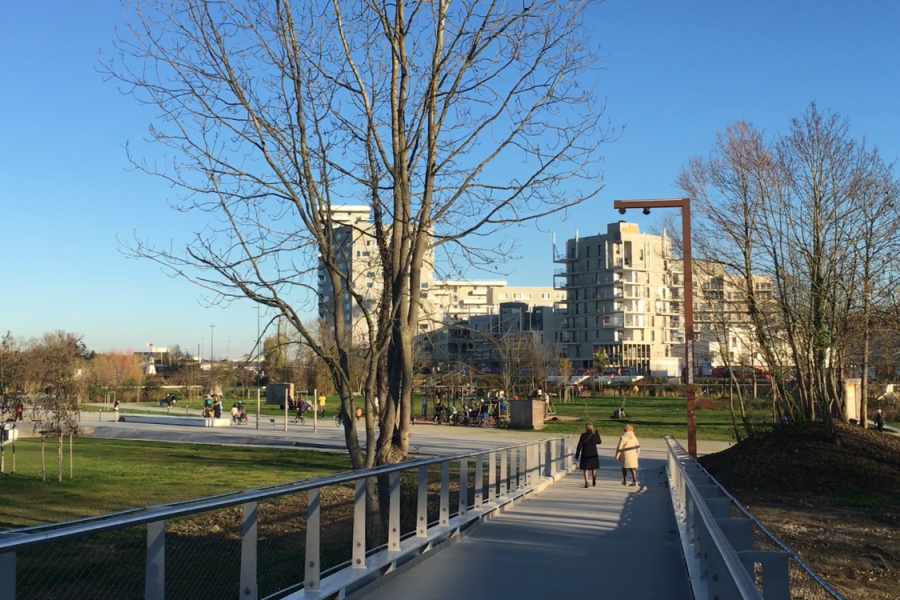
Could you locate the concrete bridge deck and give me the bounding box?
[355,448,691,600]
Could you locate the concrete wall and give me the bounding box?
[509,400,546,430]
[266,383,295,406]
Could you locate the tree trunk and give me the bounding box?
[57,433,63,483]
[41,436,46,481]
[861,281,871,428]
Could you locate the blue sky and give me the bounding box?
[1,0,898,358]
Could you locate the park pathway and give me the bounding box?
[356,448,692,600]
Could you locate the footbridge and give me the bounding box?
[0,437,845,600]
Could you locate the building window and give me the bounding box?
[421,282,429,289]
[586,246,591,257]
[500,293,508,299]
[541,293,550,299]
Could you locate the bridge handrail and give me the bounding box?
[667,438,846,600]
[665,437,764,600]
[665,437,847,600]
[0,436,565,552]
[1,435,576,600]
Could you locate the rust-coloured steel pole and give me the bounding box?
[680,201,697,458]
[613,198,697,458]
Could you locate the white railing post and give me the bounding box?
[528,444,537,486]
[545,440,553,478]
[416,466,428,537]
[353,479,367,566]
[440,461,450,526]
[389,471,401,552]
[145,520,165,600]
[304,488,321,592]
[513,446,525,490]
[499,450,508,497]
[240,502,258,600]
[458,458,468,517]
[475,455,484,509]
[488,452,497,503]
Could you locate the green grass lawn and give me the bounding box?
[0,438,350,529]
[536,393,759,441]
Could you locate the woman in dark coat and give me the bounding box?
[575,423,602,488]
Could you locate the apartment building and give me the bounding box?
[423,281,564,325]
[553,221,682,374]
[317,206,436,341]
[318,206,561,343]
[689,260,775,373]
[423,302,560,366]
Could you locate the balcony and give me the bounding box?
[552,247,578,263]
[601,314,624,328]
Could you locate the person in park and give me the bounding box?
[318,394,326,418]
[875,408,886,433]
[615,425,641,487]
[295,397,310,423]
[575,423,602,488]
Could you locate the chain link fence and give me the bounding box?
[728,505,848,600]
[714,471,849,600]
[13,524,146,600]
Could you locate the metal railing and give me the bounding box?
[665,437,846,600]
[0,437,575,600]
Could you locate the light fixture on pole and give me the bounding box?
[613,197,697,458]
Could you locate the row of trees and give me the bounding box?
[680,103,900,440]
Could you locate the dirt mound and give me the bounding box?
[699,423,900,600]
[699,422,900,498]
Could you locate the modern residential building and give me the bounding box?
[422,281,564,325]
[552,221,682,374]
[422,302,560,367]
[688,260,775,374]
[318,206,560,343]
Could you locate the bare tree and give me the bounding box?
[558,356,572,403]
[528,341,558,394]
[679,105,900,438]
[104,0,611,470]
[843,159,900,427]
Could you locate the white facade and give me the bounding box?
[553,221,682,372]
[317,207,559,342]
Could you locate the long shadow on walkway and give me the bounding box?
[358,448,691,600]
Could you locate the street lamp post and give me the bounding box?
[613,198,697,458]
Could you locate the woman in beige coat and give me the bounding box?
[615,425,641,486]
